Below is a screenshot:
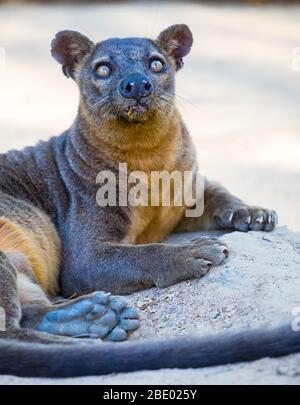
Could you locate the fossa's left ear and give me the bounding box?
[51,30,94,79]
[157,24,193,70]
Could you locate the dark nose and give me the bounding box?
[119,73,153,100]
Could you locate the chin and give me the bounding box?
[117,104,157,124]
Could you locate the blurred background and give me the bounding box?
[0,1,300,230]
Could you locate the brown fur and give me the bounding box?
[0,215,59,296]
[81,107,197,245]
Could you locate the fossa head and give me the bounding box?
[51,25,193,125]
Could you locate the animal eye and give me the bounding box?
[150,59,164,73]
[96,64,111,78]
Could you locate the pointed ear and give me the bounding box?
[51,30,94,79]
[157,24,193,70]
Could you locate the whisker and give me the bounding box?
[176,93,201,110]
[163,90,200,111]
[157,95,174,109]
[87,96,110,114]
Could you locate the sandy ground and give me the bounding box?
[0,2,300,385]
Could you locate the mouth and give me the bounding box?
[123,100,151,122]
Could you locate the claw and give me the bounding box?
[256,215,264,224]
[226,210,234,223]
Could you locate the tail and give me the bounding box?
[0,321,299,378]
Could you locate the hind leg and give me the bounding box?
[1,250,140,343]
[0,251,64,344]
[0,250,64,345]
[7,254,140,342]
[0,252,21,331]
[0,198,140,342]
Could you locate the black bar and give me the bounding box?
[0,385,299,401]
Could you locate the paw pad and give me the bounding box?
[36,291,140,342]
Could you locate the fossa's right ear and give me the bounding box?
[51,30,94,79]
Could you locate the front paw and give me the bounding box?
[155,238,229,288]
[214,206,278,232]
